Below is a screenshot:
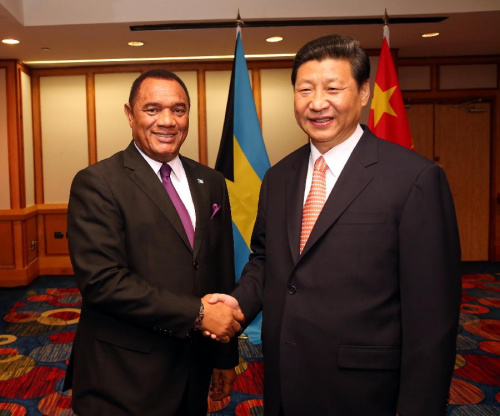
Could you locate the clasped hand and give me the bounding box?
[199,294,244,343]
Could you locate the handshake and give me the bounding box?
[198,294,244,343]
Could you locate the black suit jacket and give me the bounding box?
[233,127,461,416]
[65,141,237,415]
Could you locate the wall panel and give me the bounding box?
[24,215,38,264]
[40,75,88,203]
[0,221,15,268]
[21,72,35,206]
[95,72,141,160]
[399,66,431,91]
[175,71,199,162]
[0,68,10,209]
[440,64,498,90]
[260,68,305,165]
[44,214,69,255]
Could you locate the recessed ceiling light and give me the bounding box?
[422,32,440,38]
[2,38,20,45]
[266,36,283,43]
[128,41,144,47]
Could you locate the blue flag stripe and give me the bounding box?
[233,31,270,181]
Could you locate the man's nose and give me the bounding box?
[309,91,329,111]
[157,109,176,126]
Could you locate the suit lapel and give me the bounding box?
[123,143,193,252]
[299,129,378,258]
[181,156,210,260]
[287,145,310,264]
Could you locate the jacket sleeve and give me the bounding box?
[397,163,461,416]
[231,172,269,325]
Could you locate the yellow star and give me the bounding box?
[371,83,397,126]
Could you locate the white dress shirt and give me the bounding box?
[303,124,364,205]
[134,143,196,230]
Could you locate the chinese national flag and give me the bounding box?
[368,26,413,149]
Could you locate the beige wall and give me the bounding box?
[0,68,10,209]
[175,71,199,162]
[95,72,141,161]
[40,75,89,203]
[261,68,306,166]
[29,60,498,205]
[33,64,378,201]
[21,71,35,206]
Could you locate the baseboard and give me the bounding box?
[0,260,39,287]
[39,255,74,276]
[0,255,73,287]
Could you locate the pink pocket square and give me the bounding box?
[210,203,221,219]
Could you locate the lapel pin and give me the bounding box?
[197,179,204,184]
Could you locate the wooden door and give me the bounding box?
[435,103,491,261]
[407,103,434,161]
[407,102,491,260]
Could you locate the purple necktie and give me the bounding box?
[160,164,195,248]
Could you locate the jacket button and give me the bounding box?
[288,285,297,295]
[193,261,200,270]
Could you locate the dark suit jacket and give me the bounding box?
[65,141,237,416]
[233,127,461,416]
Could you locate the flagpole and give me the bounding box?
[383,9,390,45]
[236,10,243,38]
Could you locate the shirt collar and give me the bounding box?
[309,124,363,177]
[133,142,183,179]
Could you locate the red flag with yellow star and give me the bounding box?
[368,26,413,149]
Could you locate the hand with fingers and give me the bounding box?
[210,368,237,401]
[201,293,244,341]
[198,294,244,343]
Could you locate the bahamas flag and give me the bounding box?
[215,28,270,344]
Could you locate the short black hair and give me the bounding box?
[291,34,370,89]
[128,69,191,108]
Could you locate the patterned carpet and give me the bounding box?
[448,271,500,415]
[0,269,499,415]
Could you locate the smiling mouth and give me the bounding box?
[310,117,333,124]
[154,132,176,139]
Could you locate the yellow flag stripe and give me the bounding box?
[226,137,262,248]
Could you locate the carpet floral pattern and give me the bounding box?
[447,273,500,415]
[0,276,263,415]
[0,273,499,415]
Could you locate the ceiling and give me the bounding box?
[1,0,500,68]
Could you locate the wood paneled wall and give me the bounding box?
[399,55,500,260]
[1,54,499,287]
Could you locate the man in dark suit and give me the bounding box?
[209,35,461,415]
[64,69,243,415]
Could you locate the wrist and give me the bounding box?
[194,301,205,330]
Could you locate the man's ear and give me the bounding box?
[360,81,370,107]
[124,103,134,126]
